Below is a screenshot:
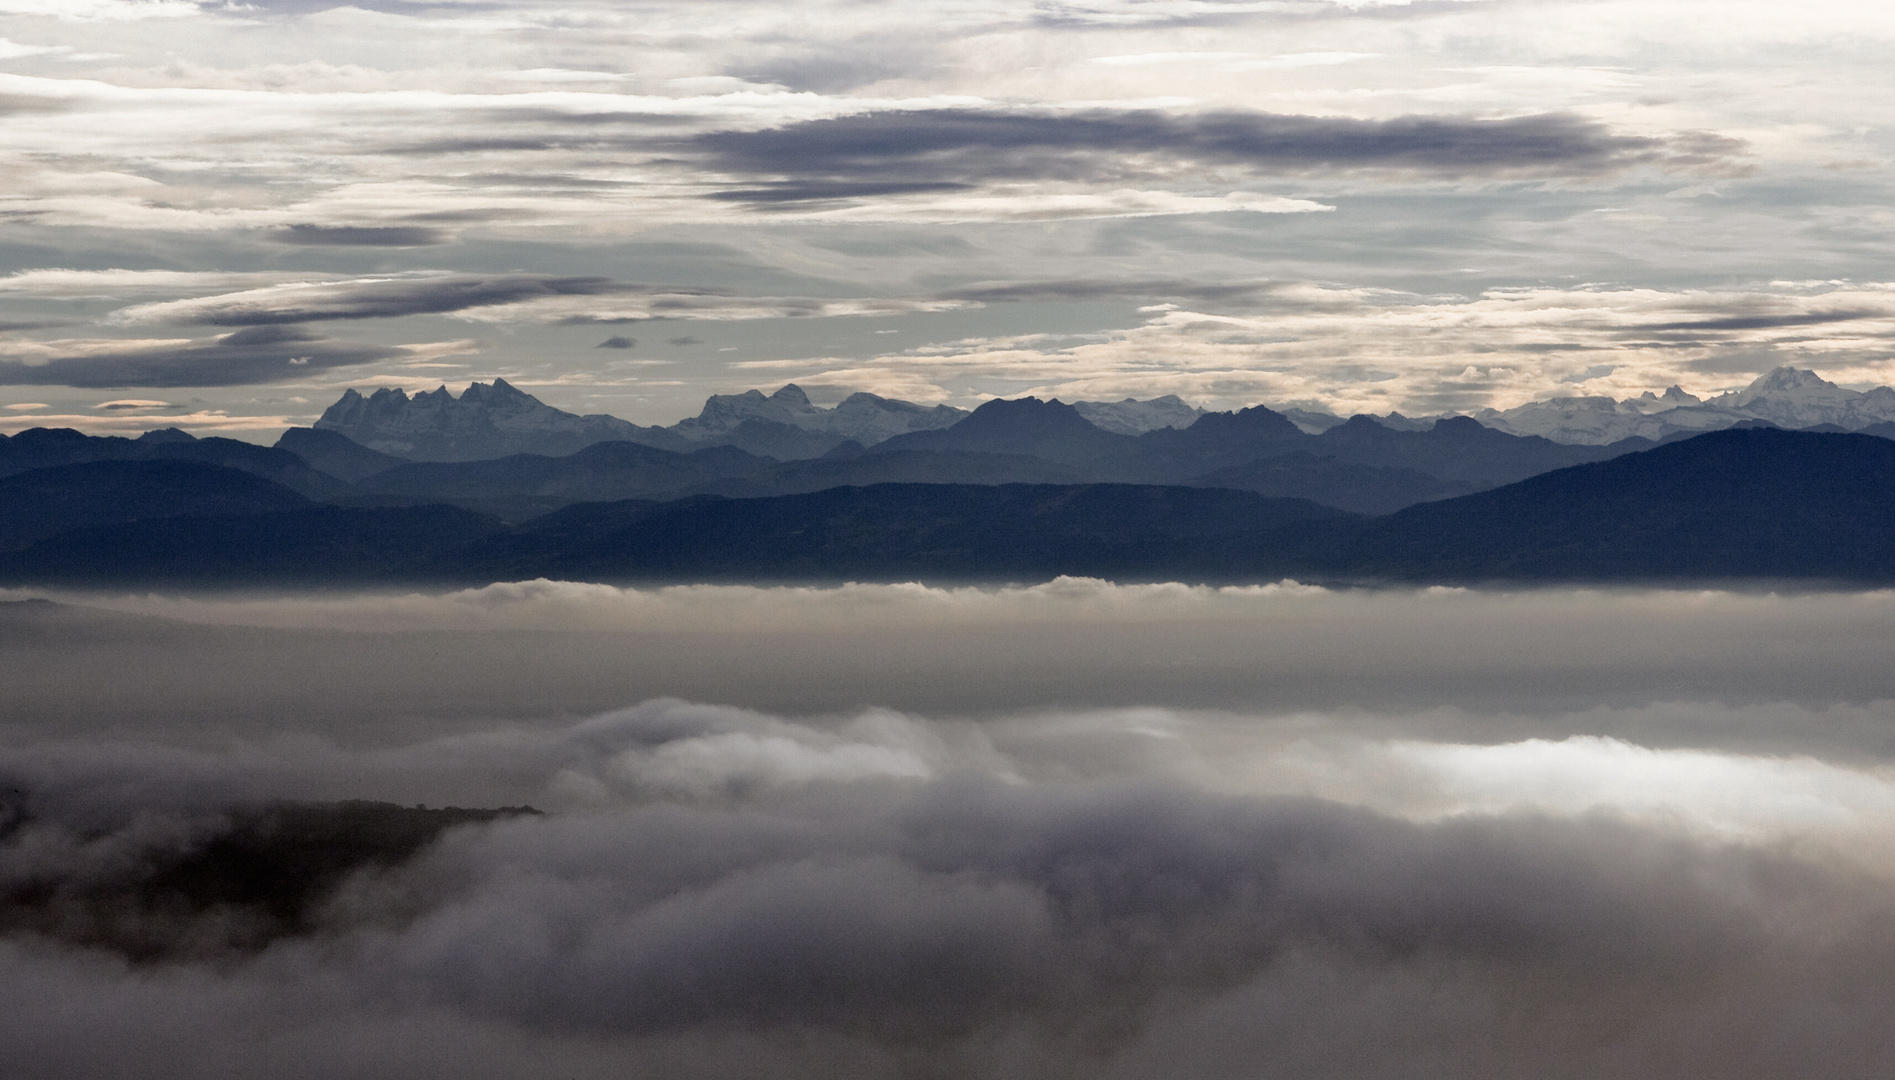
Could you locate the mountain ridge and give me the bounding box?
[4,428,1892,586]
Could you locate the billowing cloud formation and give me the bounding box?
[7,585,1895,1075]
[6,692,1895,1079]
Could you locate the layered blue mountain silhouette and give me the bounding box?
[4,370,1893,585]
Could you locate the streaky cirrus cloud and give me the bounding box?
[107,273,984,327]
[270,223,453,247]
[0,325,460,387]
[109,275,621,326]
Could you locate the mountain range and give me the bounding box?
[5,367,1893,587]
[1472,367,1895,443]
[13,391,1659,521]
[314,380,1215,463]
[309,367,1895,471]
[2,425,1892,586]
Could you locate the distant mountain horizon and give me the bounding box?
[301,365,1895,467]
[4,427,1892,587]
[309,378,1217,463]
[12,368,1894,525]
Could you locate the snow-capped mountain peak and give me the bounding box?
[1474,367,1895,444]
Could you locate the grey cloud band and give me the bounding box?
[690,108,1746,198]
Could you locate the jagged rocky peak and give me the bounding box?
[1070,394,1206,435]
[674,383,968,444]
[1638,385,1702,407]
[456,377,536,407]
[1723,366,1837,402]
[313,379,663,462]
[1475,365,1895,445]
[1277,407,1345,434]
[1708,366,1895,429]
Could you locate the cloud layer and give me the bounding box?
[7,686,1895,1079]
[693,108,1741,190]
[0,0,1891,436]
[7,584,1895,1076]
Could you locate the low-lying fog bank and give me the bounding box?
[4,582,1895,1078]
[5,699,1895,1079]
[5,580,1895,753]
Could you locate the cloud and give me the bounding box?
[937,278,1286,306]
[5,688,1895,1077]
[6,584,1895,1074]
[0,325,414,387]
[0,409,294,434]
[104,274,981,327]
[597,335,636,348]
[0,0,201,19]
[15,581,1895,749]
[781,188,1334,223]
[703,180,977,204]
[270,224,452,247]
[692,108,1746,189]
[0,269,305,299]
[110,275,622,326]
[732,280,1895,415]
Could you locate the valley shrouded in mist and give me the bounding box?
[5,0,1895,1077]
[7,582,1895,1079]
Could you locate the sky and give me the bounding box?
[0,0,1893,438]
[7,581,1895,1078]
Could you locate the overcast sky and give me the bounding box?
[1,0,1893,436]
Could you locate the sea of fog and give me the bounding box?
[3,581,1894,1079]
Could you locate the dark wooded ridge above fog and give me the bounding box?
[4,374,1895,584]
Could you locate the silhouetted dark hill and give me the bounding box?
[1105,405,1308,481]
[713,416,851,460]
[463,483,1349,583]
[1183,452,1480,515]
[1310,415,1638,485]
[0,460,311,551]
[859,399,1649,509]
[868,398,1130,466]
[12,426,1891,588]
[333,438,1092,519]
[0,504,505,586]
[0,427,349,498]
[656,449,1094,500]
[1312,428,1895,582]
[347,440,773,521]
[274,427,410,482]
[0,483,1346,586]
